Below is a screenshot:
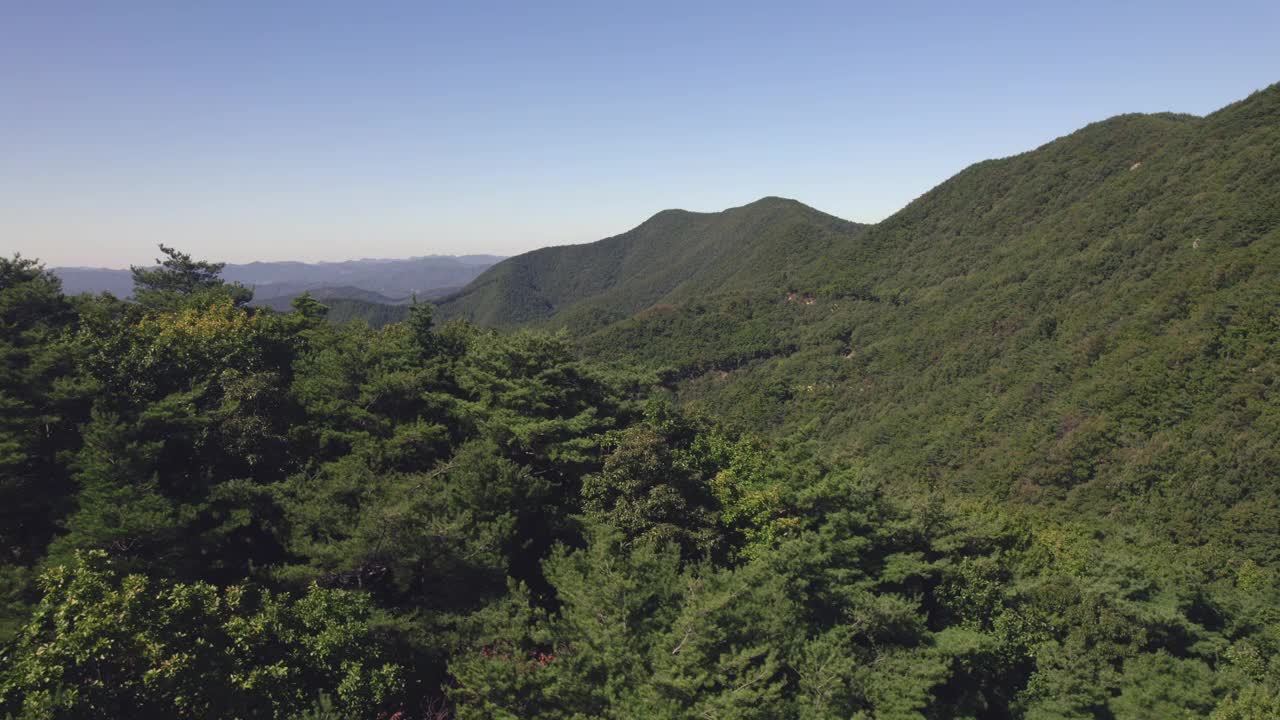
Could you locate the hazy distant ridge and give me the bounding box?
[53,255,504,304]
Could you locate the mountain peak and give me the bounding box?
[436,197,866,328]
[746,195,804,207]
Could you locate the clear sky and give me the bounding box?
[4,1,1278,268]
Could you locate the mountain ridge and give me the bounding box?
[435,196,867,329]
[4,82,1280,719]
[438,82,1280,563]
[52,254,504,306]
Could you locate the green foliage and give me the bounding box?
[3,83,1280,717]
[289,292,329,320]
[0,258,79,554]
[551,84,1280,570]
[581,419,724,558]
[450,464,1278,718]
[131,244,254,310]
[0,256,90,636]
[0,551,401,719]
[581,400,797,561]
[319,298,410,328]
[437,197,866,330]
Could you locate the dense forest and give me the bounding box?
[2,83,1279,720]
[449,85,1280,567]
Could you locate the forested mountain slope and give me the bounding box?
[435,197,866,330]
[2,84,1278,719]
[6,249,1279,718]
[463,85,1280,565]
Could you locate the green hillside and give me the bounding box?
[319,297,411,327]
[252,289,412,328]
[436,197,866,330]
[4,85,1280,718]
[254,285,407,311]
[465,84,1280,565]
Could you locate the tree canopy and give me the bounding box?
[3,85,1279,719]
[1,240,1277,718]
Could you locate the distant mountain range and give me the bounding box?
[53,255,504,308]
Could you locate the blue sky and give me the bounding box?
[4,1,1278,267]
